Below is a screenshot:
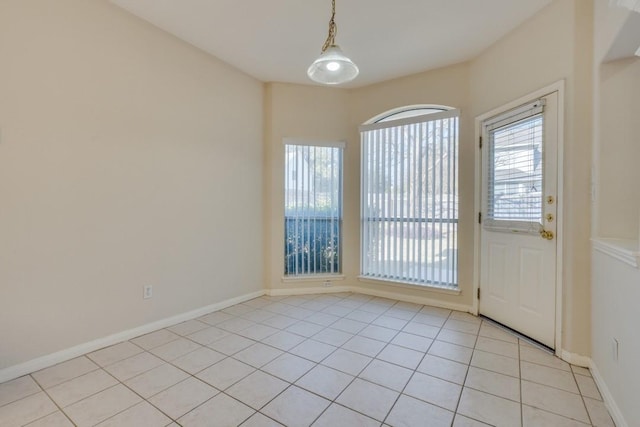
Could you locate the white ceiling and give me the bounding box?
[110,0,553,88]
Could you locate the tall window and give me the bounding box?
[284,141,343,276]
[360,108,459,289]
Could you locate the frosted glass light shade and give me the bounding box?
[307,45,359,85]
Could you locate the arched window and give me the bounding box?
[360,105,459,289]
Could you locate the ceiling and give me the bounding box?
[110,0,553,88]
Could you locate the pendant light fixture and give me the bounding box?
[307,0,359,85]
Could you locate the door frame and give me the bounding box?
[473,80,565,355]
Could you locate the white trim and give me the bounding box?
[359,108,459,132]
[357,276,461,296]
[590,360,629,427]
[266,286,351,296]
[281,274,346,283]
[592,238,640,268]
[560,350,591,367]
[282,138,346,149]
[363,103,454,125]
[473,80,565,355]
[0,290,265,384]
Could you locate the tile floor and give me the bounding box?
[0,292,616,427]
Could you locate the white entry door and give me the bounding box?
[479,92,558,349]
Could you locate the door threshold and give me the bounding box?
[480,315,554,354]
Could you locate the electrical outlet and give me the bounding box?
[323,281,332,287]
[143,285,153,299]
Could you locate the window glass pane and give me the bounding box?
[487,114,543,225]
[284,144,342,275]
[361,112,459,289]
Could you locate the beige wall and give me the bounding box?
[0,0,264,369]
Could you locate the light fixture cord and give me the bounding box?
[321,0,337,53]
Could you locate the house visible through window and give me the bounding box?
[284,141,343,276]
[360,107,459,288]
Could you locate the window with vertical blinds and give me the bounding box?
[360,109,459,289]
[484,100,545,233]
[284,141,343,276]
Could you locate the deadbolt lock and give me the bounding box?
[540,229,554,240]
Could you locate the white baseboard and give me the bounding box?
[0,290,265,384]
[560,350,591,367]
[590,361,628,427]
[266,286,351,296]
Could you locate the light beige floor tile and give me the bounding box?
[233,343,283,368]
[358,325,398,342]
[312,403,379,427]
[226,371,289,410]
[240,412,284,427]
[312,328,353,347]
[32,357,99,388]
[429,340,473,364]
[521,380,589,423]
[444,319,480,335]
[571,365,591,377]
[64,384,141,427]
[457,387,521,427]
[207,333,256,355]
[167,319,209,336]
[239,324,280,341]
[179,393,254,427]
[386,394,454,427]
[372,315,408,330]
[261,315,298,330]
[336,378,399,422]
[390,331,433,352]
[404,372,462,411]
[412,313,447,328]
[196,357,255,390]
[521,360,579,393]
[187,326,229,345]
[584,397,616,427]
[522,405,590,426]
[149,337,201,361]
[452,414,492,426]
[417,354,469,385]
[241,308,278,323]
[419,306,452,318]
[171,347,226,374]
[359,359,413,392]
[217,317,257,333]
[281,305,315,320]
[478,323,518,344]
[295,365,353,400]
[385,308,419,321]
[261,353,316,383]
[261,331,306,351]
[305,312,340,327]
[88,342,143,368]
[302,301,330,312]
[377,344,423,369]
[402,322,441,339]
[575,373,602,400]
[520,345,571,371]
[358,303,389,315]
[223,304,255,316]
[322,305,353,317]
[148,377,218,419]
[436,329,478,348]
[47,369,117,407]
[103,351,164,381]
[0,392,57,427]
[345,310,379,324]
[342,335,386,357]
[0,376,41,407]
[464,366,520,402]
[131,329,180,350]
[320,348,371,376]
[95,401,171,427]
[124,363,189,399]
[471,349,519,377]
[289,339,337,363]
[285,321,325,338]
[198,311,234,326]
[474,336,519,359]
[330,318,368,334]
[262,386,331,427]
[449,312,482,325]
[24,411,73,427]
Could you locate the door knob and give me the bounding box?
[540,229,554,240]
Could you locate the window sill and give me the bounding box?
[281,274,346,283]
[592,238,639,268]
[357,276,461,295]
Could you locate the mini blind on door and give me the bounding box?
[360,110,459,288]
[484,100,545,233]
[284,141,343,276]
